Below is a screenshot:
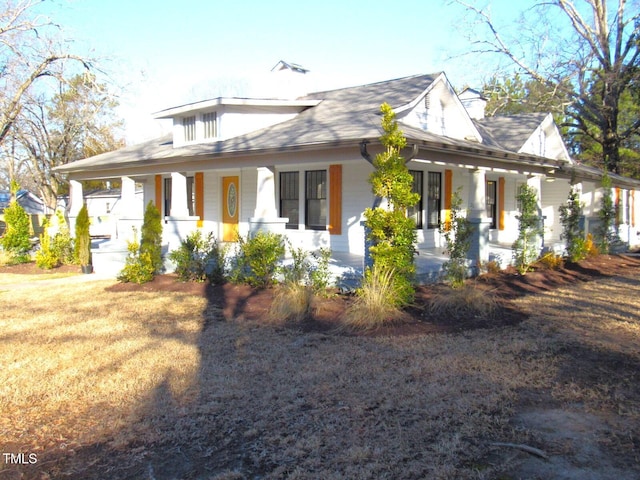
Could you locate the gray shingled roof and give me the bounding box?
[55,74,554,174]
[475,113,549,152]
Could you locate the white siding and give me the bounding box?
[541,179,572,246]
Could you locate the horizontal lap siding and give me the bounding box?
[542,179,571,244]
[340,162,373,255]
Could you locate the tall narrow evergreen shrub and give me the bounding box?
[512,185,542,274]
[597,171,616,253]
[559,186,587,261]
[140,201,163,273]
[74,204,91,267]
[363,103,420,305]
[1,197,32,257]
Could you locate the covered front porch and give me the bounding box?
[328,244,514,289]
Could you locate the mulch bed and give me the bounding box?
[103,253,640,336]
[5,253,640,336]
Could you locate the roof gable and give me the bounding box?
[395,73,483,142]
[476,113,571,161]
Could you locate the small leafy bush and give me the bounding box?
[538,252,564,270]
[169,230,227,283]
[344,265,406,330]
[440,189,473,288]
[309,247,332,293]
[50,211,75,265]
[230,231,285,288]
[585,233,599,257]
[281,242,332,293]
[118,228,155,284]
[36,218,60,269]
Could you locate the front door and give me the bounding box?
[222,176,239,242]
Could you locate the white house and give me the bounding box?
[84,184,144,238]
[55,71,640,277]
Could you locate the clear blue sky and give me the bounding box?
[41,0,528,143]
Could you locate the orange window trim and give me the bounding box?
[195,172,204,227]
[155,175,162,212]
[498,177,505,230]
[444,169,453,230]
[329,164,342,235]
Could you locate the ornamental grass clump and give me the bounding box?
[429,284,498,324]
[268,282,315,325]
[344,265,406,330]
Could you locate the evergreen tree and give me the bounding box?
[363,103,420,305]
[512,185,542,274]
[140,201,163,273]
[74,204,91,267]
[1,182,32,257]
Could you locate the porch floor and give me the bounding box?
[326,244,514,290]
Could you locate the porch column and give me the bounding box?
[170,172,190,217]
[249,166,288,235]
[253,167,278,218]
[120,176,136,207]
[69,179,84,216]
[467,168,490,272]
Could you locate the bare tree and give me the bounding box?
[456,0,640,174]
[0,0,91,189]
[16,74,124,211]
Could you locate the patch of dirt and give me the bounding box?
[103,253,640,336]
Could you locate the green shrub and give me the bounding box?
[538,252,565,270]
[140,202,163,273]
[118,228,155,284]
[440,189,473,288]
[597,171,616,253]
[230,231,285,288]
[513,185,542,274]
[309,247,332,293]
[281,242,332,293]
[362,103,419,307]
[51,211,75,265]
[36,218,60,269]
[74,204,91,267]
[559,186,587,262]
[169,230,227,283]
[1,196,32,256]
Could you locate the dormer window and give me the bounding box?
[183,116,196,142]
[203,112,218,139]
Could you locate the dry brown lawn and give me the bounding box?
[1,265,639,479]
